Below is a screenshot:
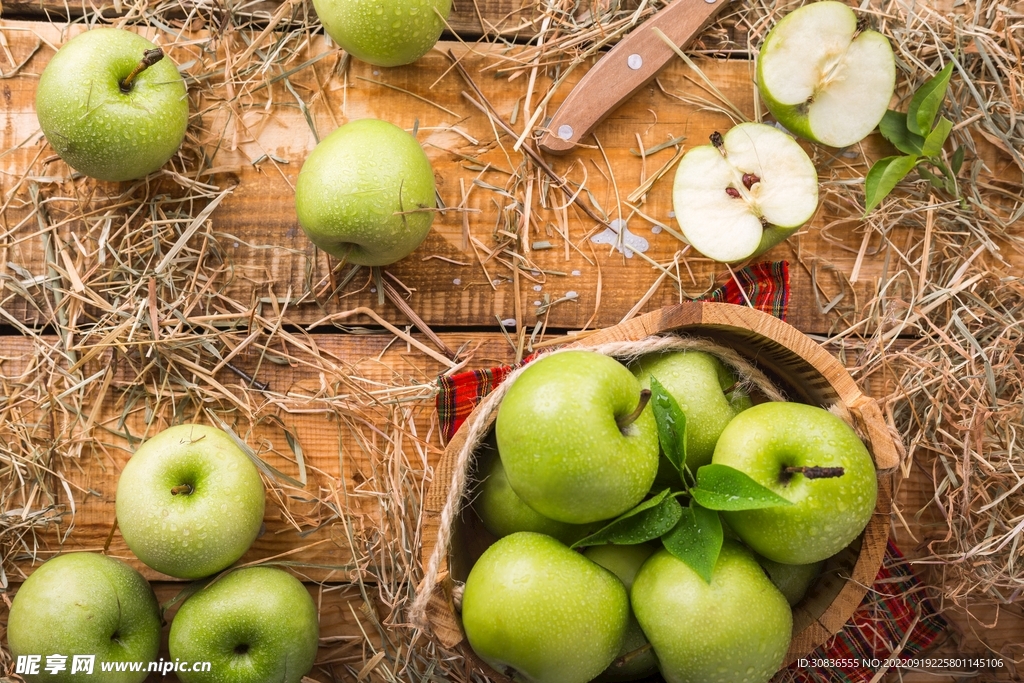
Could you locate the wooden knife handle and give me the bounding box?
[537,0,729,155]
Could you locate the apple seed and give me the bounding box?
[742,173,761,189]
[725,187,742,198]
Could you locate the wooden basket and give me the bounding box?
[420,302,898,673]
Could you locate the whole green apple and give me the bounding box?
[35,28,188,182]
[633,350,752,473]
[473,442,593,545]
[495,350,660,524]
[8,553,161,683]
[631,543,792,683]
[169,566,319,683]
[313,0,451,67]
[583,544,659,683]
[757,1,896,148]
[295,119,436,266]
[713,402,878,564]
[115,424,265,579]
[461,532,629,683]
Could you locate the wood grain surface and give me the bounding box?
[7,22,1016,338]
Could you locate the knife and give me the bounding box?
[537,0,730,155]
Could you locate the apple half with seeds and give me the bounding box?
[757,1,896,148]
[672,122,818,263]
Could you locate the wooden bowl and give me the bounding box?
[420,302,898,673]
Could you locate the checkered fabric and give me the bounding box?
[434,260,948,682]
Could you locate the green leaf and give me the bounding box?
[864,155,919,214]
[878,110,925,155]
[661,501,723,583]
[572,489,683,549]
[649,376,687,474]
[917,165,948,192]
[921,116,953,158]
[907,61,955,136]
[689,464,793,511]
[951,146,965,174]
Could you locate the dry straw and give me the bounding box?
[0,0,1021,677]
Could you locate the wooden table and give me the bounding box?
[1,0,1021,681]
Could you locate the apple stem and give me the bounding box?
[710,131,725,152]
[616,389,652,432]
[170,484,193,496]
[120,48,164,93]
[783,466,845,480]
[614,642,653,667]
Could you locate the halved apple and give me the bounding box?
[672,122,818,263]
[757,1,896,148]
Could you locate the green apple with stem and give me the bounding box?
[473,440,594,545]
[672,123,818,263]
[712,402,878,565]
[496,350,660,524]
[8,553,161,683]
[631,542,792,683]
[314,0,451,67]
[169,566,319,683]
[35,28,189,182]
[757,1,896,148]
[461,532,629,683]
[115,424,265,579]
[295,119,436,267]
[633,350,753,474]
[583,543,659,683]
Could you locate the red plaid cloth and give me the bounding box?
[434,260,948,683]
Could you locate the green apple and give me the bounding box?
[713,402,878,564]
[633,350,753,473]
[757,1,896,148]
[631,543,792,683]
[295,119,436,267]
[8,553,160,683]
[115,424,265,579]
[461,532,629,683]
[495,350,660,524]
[758,556,824,606]
[168,566,319,683]
[35,28,188,182]
[313,0,451,67]
[672,122,818,263]
[473,441,593,545]
[583,544,659,683]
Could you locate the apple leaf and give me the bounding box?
[649,376,687,474]
[921,116,953,158]
[689,464,793,511]
[864,155,919,214]
[907,61,955,136]
[917,165,949,193]
[572,489,683,549]
[951,146,965,174]
[878,110,925,155]
[661,500,723,583]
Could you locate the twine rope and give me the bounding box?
[411,335,788,629]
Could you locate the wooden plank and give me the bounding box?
[6,22,1013,336]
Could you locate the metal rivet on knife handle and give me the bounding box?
[537,0,730,155]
